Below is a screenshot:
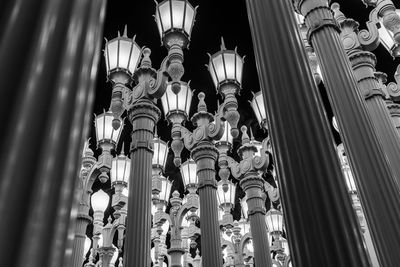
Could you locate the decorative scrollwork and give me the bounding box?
[227,156,242,179]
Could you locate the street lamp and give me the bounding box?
[180,158,198,189]
[155,0,197,94]
[217,180,236,229]
[110,146,131,188]
[222,125,271,266]
[265,208,284,238]
[208,38,245,137]
[251,91,268,130]
[104,27,142,81]
[161,81,193,166]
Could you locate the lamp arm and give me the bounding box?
[358,19,380,51]
[226,156,242,179]
[180,125,195,150]
[208,109,225,140]
[147,56,170,99]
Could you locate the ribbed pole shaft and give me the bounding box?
[245,0,370,266]
[191,142,222,267]
[348,49,400,188]
[240,175,271,267]
[125,100,160,267]
[296,2,400,265]
[71,214,91,267]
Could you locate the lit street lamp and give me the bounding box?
[208,38,245,138]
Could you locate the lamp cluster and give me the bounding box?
[71,0,400,267]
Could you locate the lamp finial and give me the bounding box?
[220,37,226,50]
[241,125,250,145]
[123,25,128,37]
[197,92,207,112]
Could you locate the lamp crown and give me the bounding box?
[140,47,152,69]
[241,126,250,145]
[197,92,207,112]
[220,36,226,50]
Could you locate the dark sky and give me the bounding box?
[87,0,400,262]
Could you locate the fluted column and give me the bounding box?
[191,143,223,267]
[294,1,400,265]
[240,174,271,267]
[71,209,92,267]
[0,0,106,266]
[245,0,370,266]
[333,6,400,188]
[125,99,160,267]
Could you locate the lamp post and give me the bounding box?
[292,0,400,265]
[161,81,193,166]
[217,180,236,231]
[220,126,271,267]
[332,3,400,189]
[177,92,225,266]
[208,38,245,137]
[71,110,123,267]
[104,2,197,263]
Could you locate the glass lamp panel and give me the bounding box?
[159,1,172,33]
[128,43,141,74]
[212,54,226,86]
[176,83,187,111]
[220,120,233,144]
[162,220,170,235]
[246,240,254,253]
[156,10,163,36]
[184,3,195,35]
[294,13,305,26]
[180,159,197,187]
[209,63,219,88]
[223,53,236,80]
[83,236,91,258]
[240,197,248,219]
[153,137,168,168]
[91,189,109,212]
[236,55,243,84]
[160,177,172,203]
[122,187,129,197]
[98,234,103,247]
[107,40,119,71]
[251,92,266,125]
[252,140,262,157]
[281,238,290,255]
[265,209,283,233]
[217,181,236,206]
[95,114,105,141]
[111,158,117,183]
[111,245,118,264]
[171,0,185,29]
[104,114,113,140]
[151,247,156,263]
[118,40,132,70]
[378,19,395,52]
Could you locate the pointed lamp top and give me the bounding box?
[220,37,226,50]
[123,25,128,37]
